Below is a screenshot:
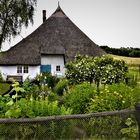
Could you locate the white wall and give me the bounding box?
[41,55,65,76]
[0,55,65,81]
[0,66,40,81]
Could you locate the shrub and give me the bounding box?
[48,92,58,102]
[0,82,11,95]
[3,97,72,118]
[25,84,52,100]
[87,83,134,113]
[36,72,59,89]
[65,55,128,89]
[54,79,68,95]
[64,82,96,114]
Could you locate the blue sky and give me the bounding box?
[2,0,140,51]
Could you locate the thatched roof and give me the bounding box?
[0,5,105,65]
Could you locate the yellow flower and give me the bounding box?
[122,100,125,104]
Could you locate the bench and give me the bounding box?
[7,75,23,82]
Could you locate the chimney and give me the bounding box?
[43,10,46,23]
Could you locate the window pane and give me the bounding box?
[24,66,28,73]
[17,66,22,73]
[56,65,60,72]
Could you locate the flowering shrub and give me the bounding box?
[87,83,135,113]
[65,55,128,89]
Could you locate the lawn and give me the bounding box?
[0,83,10,95]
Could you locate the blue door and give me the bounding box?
[40,65,51,73]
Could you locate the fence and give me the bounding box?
[0,108,139,140]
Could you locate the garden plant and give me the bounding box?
[0,55,140,139]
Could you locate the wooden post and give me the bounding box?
[135,104,140,140]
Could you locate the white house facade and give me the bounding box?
[0,55,65,81]
[0,66,40,81]
[41,55,65,76]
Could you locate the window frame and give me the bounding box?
[56,65,61,72]
[23,66,29,73]
[17,66,22,74]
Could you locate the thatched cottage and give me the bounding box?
[0,5,105,81]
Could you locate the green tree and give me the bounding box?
[65,55,96,84]
[0,0,37,49]
[65,55,128,89]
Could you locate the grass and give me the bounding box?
[108,54,140,84]
[0,82,10,95]
[109,54,140,66]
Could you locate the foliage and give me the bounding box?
[0,80,70,118]
[0,77,140,139]
[0,0,37,49]
[47,92,58,102]
[64,82,96,114]
[0,115,138,139]
[18,76,57,99]
[0,82,10,95]
[94,55,128,85]
[0,95,11,117]
[65,55,128,89]
[22,77,32,93]
[100,46,140,57]
[87,83,134,113]
[65,55,95,84]
[0,95,72,118]
[0,120,75,139]
[54,79,68,95]
[120,118,138,139]
[12,80,25,94]
[36,72,59,89]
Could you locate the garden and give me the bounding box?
[0,55,140,139]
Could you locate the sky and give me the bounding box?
[2,0,140,51]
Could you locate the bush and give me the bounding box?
[36,72,59,89]
[1,96,72,118]
[65,55,128,89]
[64,82,96,114]
[54,79,68,95]
[87,83,134,113]
[0,82,11,95]
[48,92,58,102]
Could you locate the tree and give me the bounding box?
[0,0,37,50]
[65,55,128,90]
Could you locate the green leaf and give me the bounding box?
[7,100,14,106]
[12,94,18,99]
[14,87,25,92]
[125,118,133,126]
[5,108,21,118]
